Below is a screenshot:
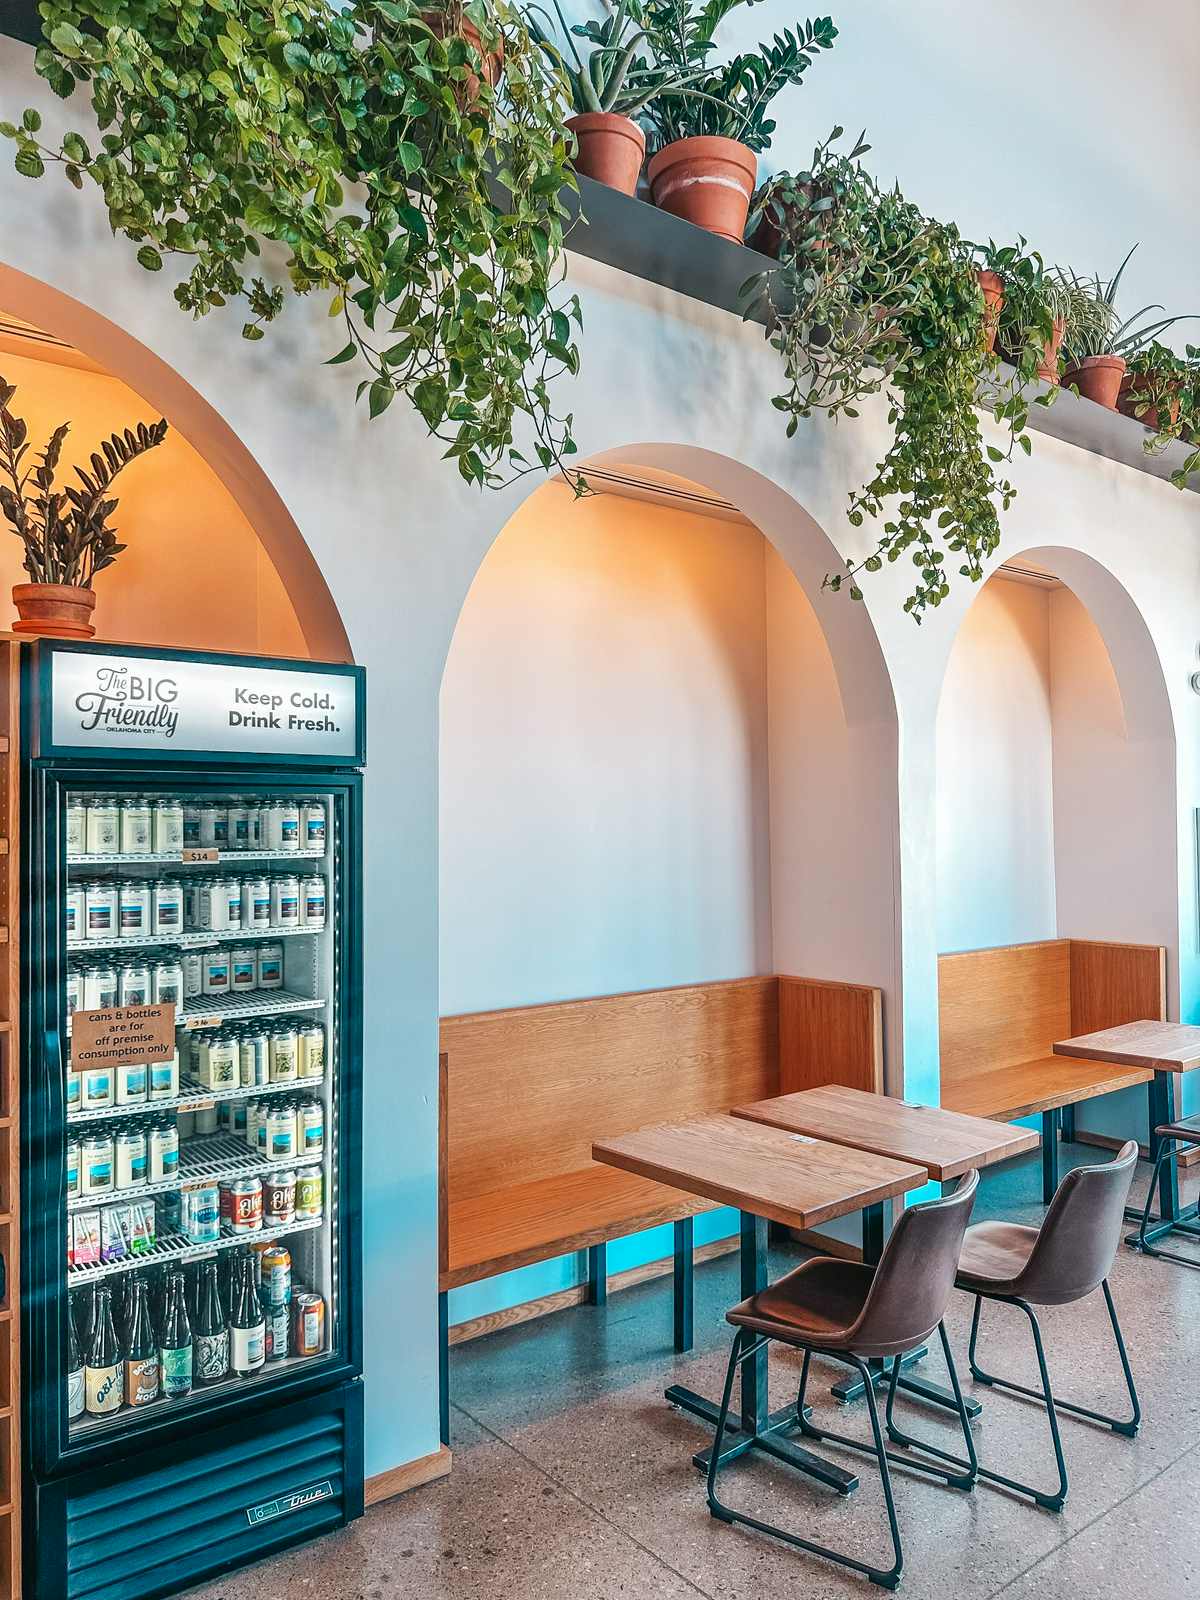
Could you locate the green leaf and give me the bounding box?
[396,140,423,176]
[368,379,394,419]
[21,108,41,133]
[136,245,163,272]
[325,342,358,365]
[241,323,266,341]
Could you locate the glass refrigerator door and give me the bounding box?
[61,785,343,1436]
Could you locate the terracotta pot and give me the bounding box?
[1118,372,1181,432]
[12,582,96,639]
[978,269,1004,354]
[566,112,645,196]
[1036,317,1065,383]
[646,136,758,244]
[1062,353,1127,410]
[423,12,502,103]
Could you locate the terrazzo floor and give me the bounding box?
[186,1142,1200,1600]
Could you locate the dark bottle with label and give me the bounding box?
[74,1284,97,1355]
[124,1277,159,1408]
[194,1258,230,1384]
[67,1298,84,1421]
[159,1270,193,1401]
[229,1253,265,1376]
[84,1285,122,1417]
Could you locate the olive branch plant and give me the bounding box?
[2,0,586,491]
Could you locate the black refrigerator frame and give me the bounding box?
[18,641,365,1600]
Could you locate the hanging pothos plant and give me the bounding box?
[742,130,1058,620]
[2,0,584,489]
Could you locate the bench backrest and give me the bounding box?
[441,973,884,1205]
[938,938,1165,1094]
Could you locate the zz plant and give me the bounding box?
[3,0,584,489]
[640,0,837,152]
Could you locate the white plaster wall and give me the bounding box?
[935,580,1056,954]
[439,485,773,1015]
[4,18,1200,1477]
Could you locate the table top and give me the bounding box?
[731,1085,1040,1181]
[592,1114,928,1231]
[1053,1019,1200,1074]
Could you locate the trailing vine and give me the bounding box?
[2,0,584,489]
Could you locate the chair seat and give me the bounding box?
[955,1220,1039,1295]
[728,1257,876,1349]
[1155,1116,1200,1143]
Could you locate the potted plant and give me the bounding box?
[981,238,1069,383]
[7,0,583,492]
[640,3,837,242]
[742,131,1044,621]
[527,0,702,195]
[1056,247,1189,409]
[1118,340,1190,434]
[0,377,168,638]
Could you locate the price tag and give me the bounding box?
[181,846,219,863]
[185,1015,221,1032]
[179,1096,216,1112]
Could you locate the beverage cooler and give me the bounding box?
[20,643,365,1600]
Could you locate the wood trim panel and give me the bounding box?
[447,1236,740,1346]
[1068,940,1167,1035]
[364,1446,453,1506]
[777,976,883,1096]
[440,977,778,1203]
[938,941,1071,1085]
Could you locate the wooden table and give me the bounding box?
[593,1115,927,1494]
[1055,1019,1200,1229]
[732,1086,1038,1410]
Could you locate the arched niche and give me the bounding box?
[934,546,1177,1137]
[440,444,902,1057]
[0,262,350,662]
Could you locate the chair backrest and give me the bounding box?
[1015,1140,1138,1304]
[849,1171,979,1357]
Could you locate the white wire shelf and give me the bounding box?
[67,1072,326,1127]
[67,924,319,954]
[69,1132,324,1212]
[67,848,327,867]
[67,1213,325,1286]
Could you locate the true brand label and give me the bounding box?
[246,1480,335,1527]
[45,648,361,760]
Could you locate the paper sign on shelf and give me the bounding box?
[71,1003,176,1067]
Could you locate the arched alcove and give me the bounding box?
[439,449,902,1321]
[934,546,1177,1141]
[0,263,351,661]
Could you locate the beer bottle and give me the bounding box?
[124,1277,159,1408]
[194,1258,230,1384]
[84,1285,122,1416]
[66,1297,85,1421]
[74,1284,97,1354]
[159,1270,193,1401]
[229,1253,265,1376]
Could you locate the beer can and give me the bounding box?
[297,1023,325,1080]
[185,1181,221,1244]
[295,1170,323,1221]
[240,1028,269,1087]
[299,1100,324,1155]
[226,1175,263,1234]
[260,1243,292,1308]
[293,1291,325,1357]
[263,1170,296,1227]
[265,1299,290,1361]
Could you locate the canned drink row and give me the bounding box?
[161,1169,324,1245]
[67,954,184,1014]
[67,871,326,942]
[189,1020,325,1090]
[69,1121,180,1198]
[67,1053,181,1115]
[67,796,327,857]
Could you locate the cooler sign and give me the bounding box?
[46,649,360,760]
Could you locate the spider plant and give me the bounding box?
[1057,246,1190,366]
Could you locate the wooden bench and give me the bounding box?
[437,973,882,1438]
[938,938,1165,1200]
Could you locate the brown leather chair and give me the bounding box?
[957,1139,1141,1512]
[1134,1111,1200,1266]
[706,1171,979,1591]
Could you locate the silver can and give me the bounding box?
[152,878,183,936]
[202,947,231,997]
[118,960,151,1007]
[153,798,185,853]
[242,876,271,931]
[270,875,300,930]
[84,880,117,940]
[118,880,151,939]
[257,941,284,990]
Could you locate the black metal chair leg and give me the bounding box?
[796,1327,977,1492]
[708,1343,903,1589]
[1133,1139,1200,1267]
[673,1218,694,1352]
[968,1295,1069,1510]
